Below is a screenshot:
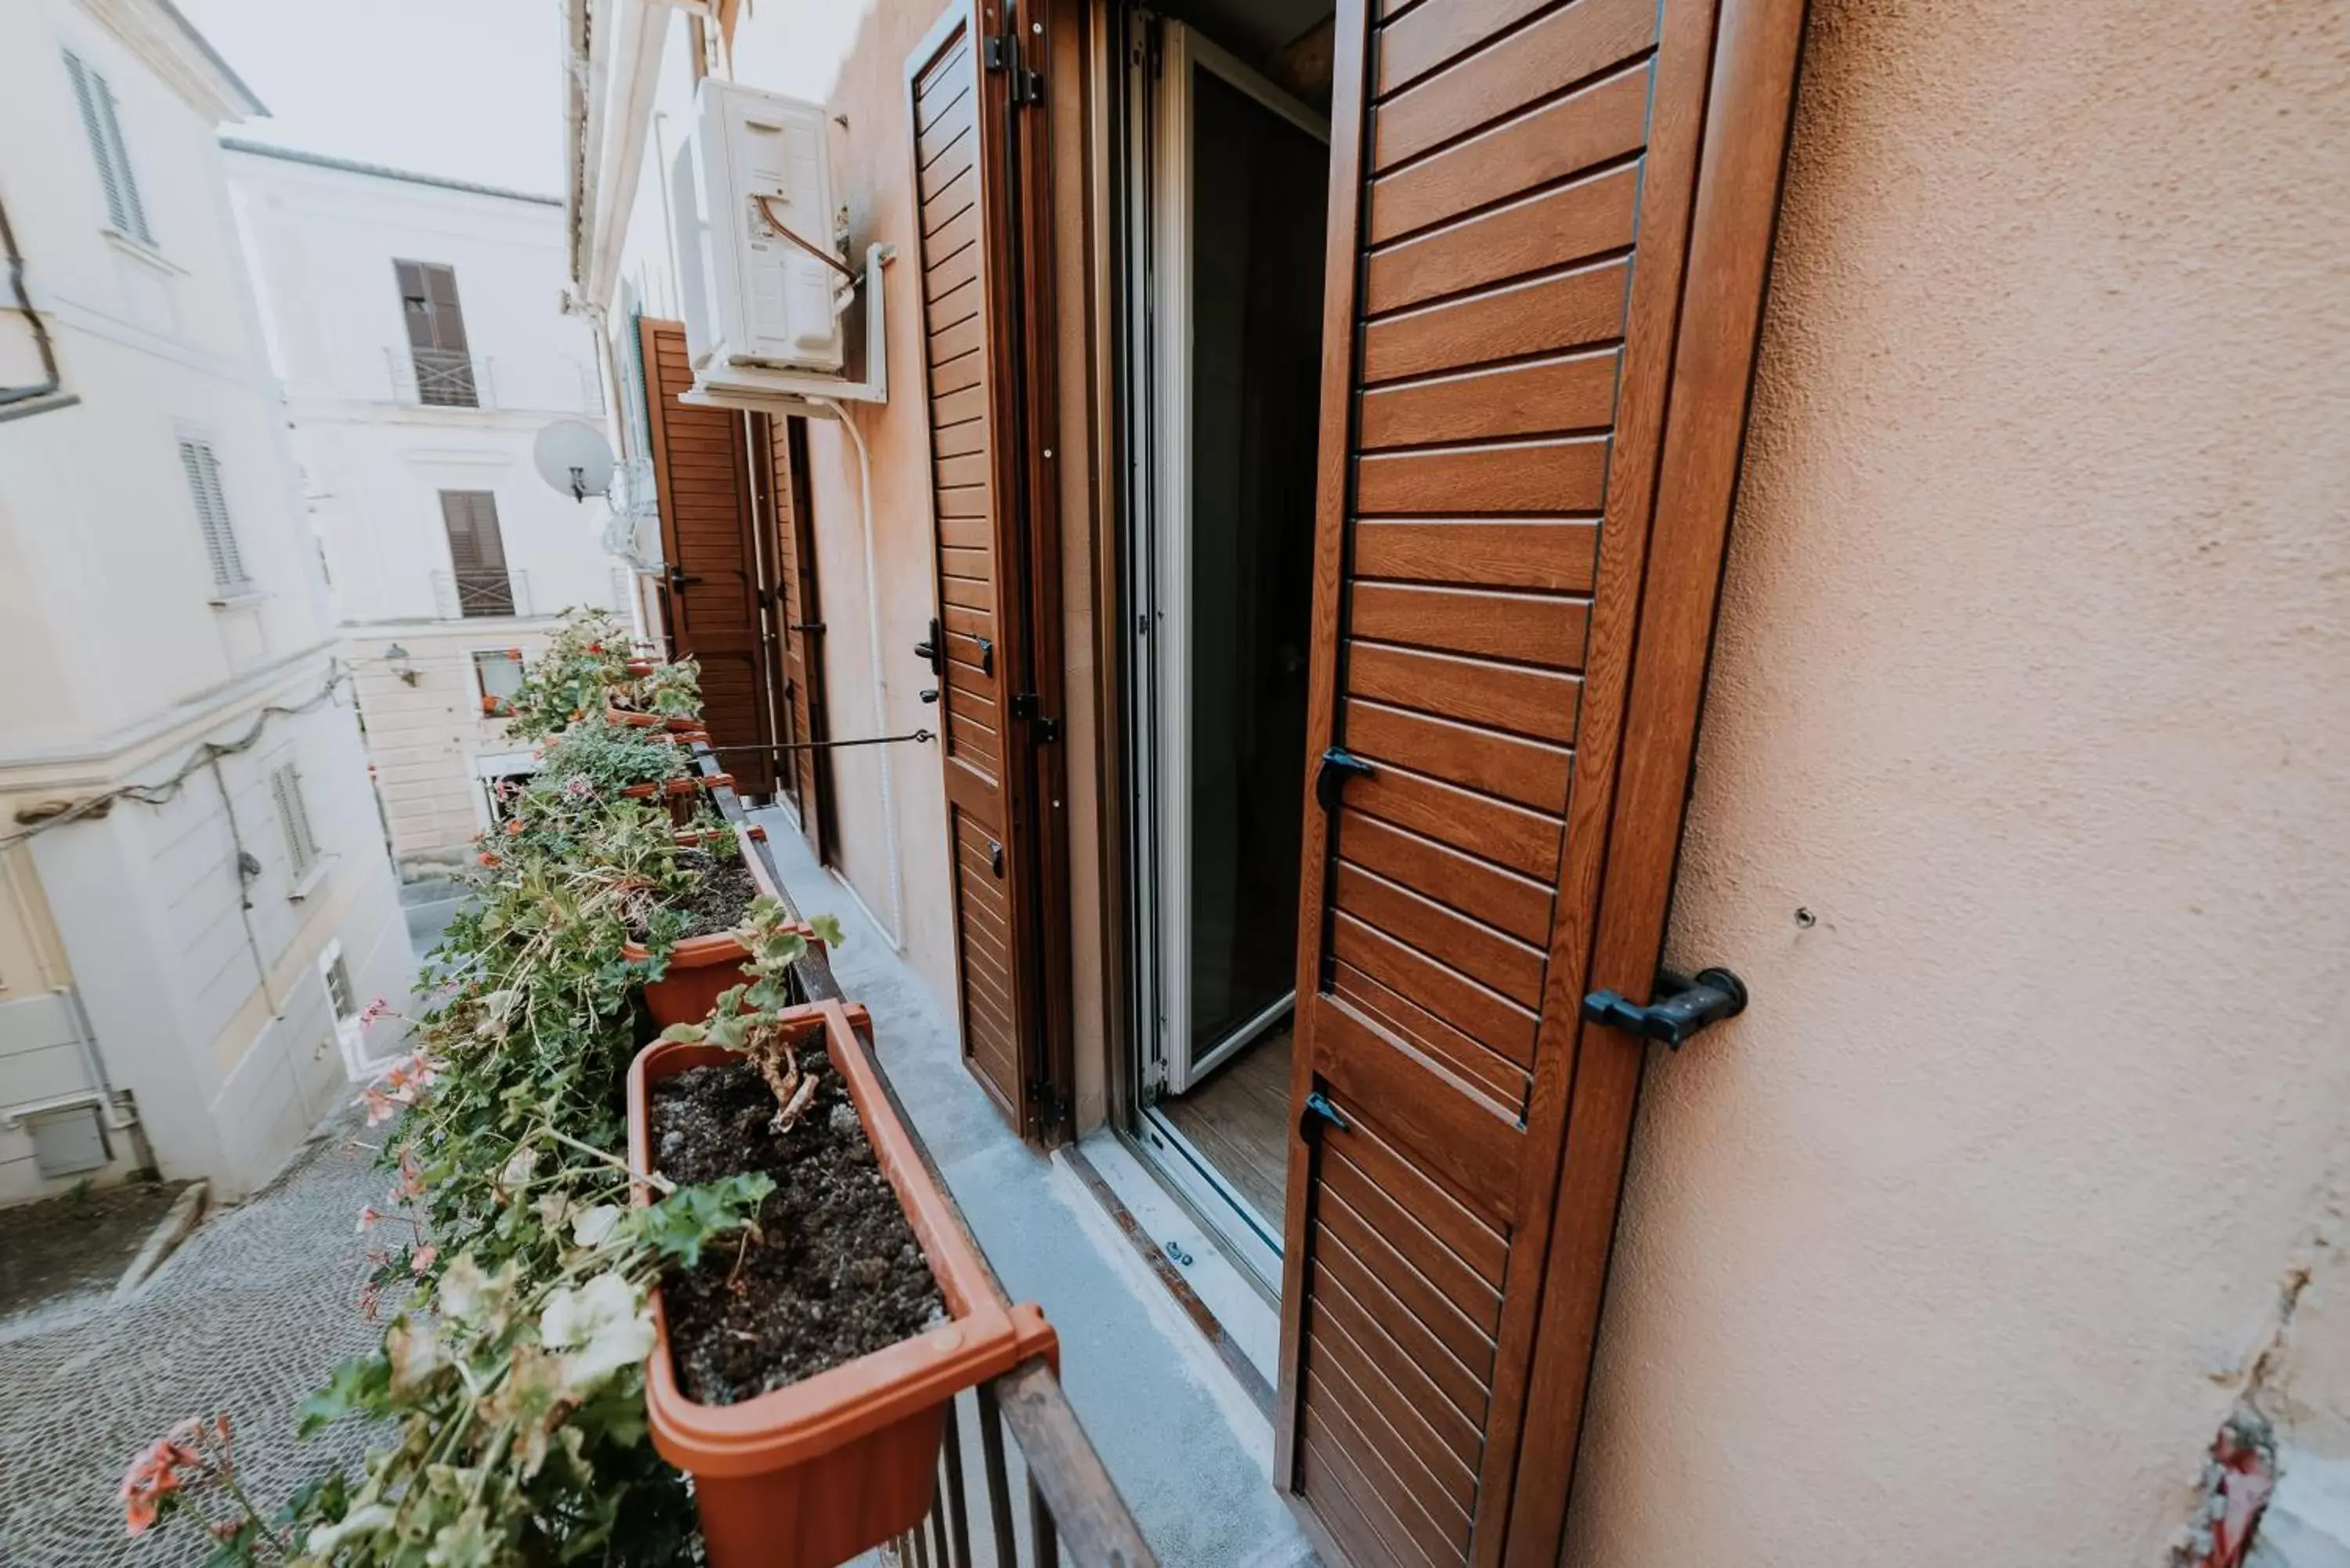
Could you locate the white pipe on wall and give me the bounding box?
[815,397,907,954]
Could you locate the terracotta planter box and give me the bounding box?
[628,1000,1053,1568]
[605,708,705,738]
[619,773,734,800]
[620,841,797,1028]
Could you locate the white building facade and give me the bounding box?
[0,0,415,1205]
[223,143,634,878]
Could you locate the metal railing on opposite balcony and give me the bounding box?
[429,567,529,620]
[700,750,1160,1568]
[387,345,493,409]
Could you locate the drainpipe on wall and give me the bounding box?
[816,397,908,953]
[0,193,77,422]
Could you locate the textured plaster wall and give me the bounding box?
[794,0,971,1018]
[1563,2,2350,1563]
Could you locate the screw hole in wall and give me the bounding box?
[1794,907,1817,929]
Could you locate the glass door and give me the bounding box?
[1122,17,1329,1285]
[1144,23,1329,1097]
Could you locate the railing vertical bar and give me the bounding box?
[976,1382,1020,1566]
[927,1482,951,1568]
[913,1513,932,1568]
[942,1393,974,1568]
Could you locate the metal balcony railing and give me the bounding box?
[400,346,486,408]
[700,751,1159,1568]
[429,567,529,620]
[381,349,604,415]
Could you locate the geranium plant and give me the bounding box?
[125,630,830,1566]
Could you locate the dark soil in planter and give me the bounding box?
[639,851,760,939]
[649,1058,946,1406]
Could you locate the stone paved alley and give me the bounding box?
[0,1114,385,1564]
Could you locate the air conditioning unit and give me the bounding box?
[673,81,891,411]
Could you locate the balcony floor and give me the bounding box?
[752,810,1317,1568]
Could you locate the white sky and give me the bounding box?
[175,0,567,196]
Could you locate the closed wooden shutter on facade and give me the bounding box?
[906,0,1067,1133]
[639,316,779,797]
[1277,0,1806,1563]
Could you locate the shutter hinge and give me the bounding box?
[1028,1076,1071,1131]
[1008,691,1060,743]
[983,26,1043,105]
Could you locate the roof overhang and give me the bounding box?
[77,0,268,123]
[566,0,674,311]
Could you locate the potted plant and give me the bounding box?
[617,829,809,1028]
[630,928,1052,1568]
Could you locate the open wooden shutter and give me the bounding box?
[906,0,1068,1134]
[1276,0,1806,1563]
[640,316,779,797]
[762,412,833,860]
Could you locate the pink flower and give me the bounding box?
[562,773,595,801]
[357,996,398,1028]
[355,1050,442,1125]
[391,1147,426,1203]
[355,1206,381,1233]
[120,1433,201,1536]
[411,1245,438,1273]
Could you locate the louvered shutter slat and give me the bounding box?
[63,54,128,235]
[94,78,151,245]
[180,441,250,594]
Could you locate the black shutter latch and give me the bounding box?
[1581,968,1749,1049]
[1298,1090,1350,1143]
[1315,747,1376,814]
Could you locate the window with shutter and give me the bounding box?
[177,439,252,599]
[396,261,477,406]
[63,52,152,246]
[270,764,321,885]
[438,491,514,617]
[323,950,357,1021]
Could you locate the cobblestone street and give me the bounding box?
[0,1115,388,1565]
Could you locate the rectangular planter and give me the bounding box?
[621,835,799,1028]
[627,999,1054,1568]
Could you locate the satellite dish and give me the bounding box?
[533,420,616,503]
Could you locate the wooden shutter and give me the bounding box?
[177,439,248,595]
[396,262,469,351]
[66,55,151,245]
[438,491,507,570]
[65,54,128,238]
[906,1,1068,1133]
[270,764,319,882]
[1276,0,1806,1563]
[762,413,833,861]
[439,490,514,616]
[639,316,779,797]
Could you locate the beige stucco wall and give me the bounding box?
[1564,2,2350,1563]
[793,0,969,1017]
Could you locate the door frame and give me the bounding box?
[1141,20,1329,1098]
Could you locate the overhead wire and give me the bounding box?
[0,663,356,851]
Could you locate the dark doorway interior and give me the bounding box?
[1125,9,1333,1285]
